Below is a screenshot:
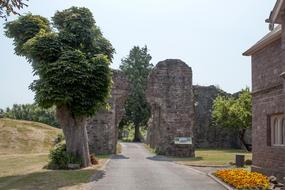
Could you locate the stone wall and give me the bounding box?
[146,59,195,157]
[87,70,129,155]
[193,85,242,149]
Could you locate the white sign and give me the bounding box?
[174,137,192,145]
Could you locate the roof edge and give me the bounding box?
[243,26,282,56]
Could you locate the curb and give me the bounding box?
[186,165,208,175]
[175,162,231,168]
[175,162,233,189]
[208,172,235,190]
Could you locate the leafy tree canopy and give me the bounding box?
[212,88,252,130]
[5,7,115,117]
[212,88,252,150]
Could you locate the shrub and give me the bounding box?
[48,143,82,169]
[90,154,99,165]
[215,169,270,189]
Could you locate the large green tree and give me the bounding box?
[5,7,114,167]
[212,88,252,151]
[120,46,153,142]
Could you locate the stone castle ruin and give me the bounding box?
[87,60,249,156]
[87,70,129,155]
[146,59,195,157]
[193,86,241,148]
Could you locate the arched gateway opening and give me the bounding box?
[86,60,195,157]
[87,70,129,155]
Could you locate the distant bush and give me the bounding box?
[2,104,59,128]
[119,123,135,142]
[48,143,82,169]
[0,109,4,118]
[119,122,147,142]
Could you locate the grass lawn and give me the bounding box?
[0,153,108,190]
[172,149,252,166]
[143,144,252,167]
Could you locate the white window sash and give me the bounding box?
[271,115,285,146]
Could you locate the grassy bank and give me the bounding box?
[0,118,108,190]
[0,118,61,155]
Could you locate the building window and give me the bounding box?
[271,114,285,146]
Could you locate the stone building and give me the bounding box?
[243,0,285,181]
[193,85,242,149]
[146,59,195,157]
[87,70,129,155]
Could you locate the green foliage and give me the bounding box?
[52,7,114,61]
[120,46,153,140]
[212,88,252,130]
[2,104,59,128]
[120,122,135,142]
[48,143,82,169]
[5,14,51,57]
[5,7,114,117]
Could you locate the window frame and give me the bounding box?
[271,114,285,146]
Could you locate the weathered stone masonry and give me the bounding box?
[87,63,249,156]
[146,59,195,157]
[87,70,129,155]
[193,85,241,149]
[243,0,285,181]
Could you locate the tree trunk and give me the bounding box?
[133,124,141,142]
[239,129,252,152]
[56,105,91,168]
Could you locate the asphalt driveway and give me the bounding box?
[87,143,224,190]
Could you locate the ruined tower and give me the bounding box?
[146,59,195,157]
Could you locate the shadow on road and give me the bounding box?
[146,155,204,162]
[90,170,106,182]
[146,155,172,162]
[111,154,130,160]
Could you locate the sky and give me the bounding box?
[0,0,276,108]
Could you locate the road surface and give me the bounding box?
[88,143,224,190]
